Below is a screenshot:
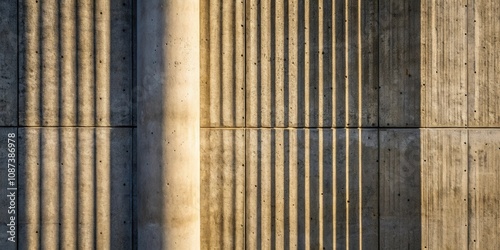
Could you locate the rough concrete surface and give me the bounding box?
[137,0,200,249]
[0,0,17,126]
[1,0,500,249]
[17,128,133,250]
[200,129,245,250]
[18,0,133,127]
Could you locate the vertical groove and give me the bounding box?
[345,3,350,249]
[357,0,363,247]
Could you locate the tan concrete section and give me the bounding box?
[19,0,42,126]
[468,0,500,127]
[0,1,17,126]
[379,0,421,127]
[0,128,17,250]
[245,128,378,249]
[246,1,377,128]
[95,0,111,127]
[379,129,421,249]
[200,129,245,249]
[77,129,96,250]
[17,128,133,249]
[469,130,500,249]
[40,129,61,250]
[18,128,41,250]
[200,0,245,128]
[60,0,78,126]
[59,129,78,249]
[421,1,467,127]
[76,0,96,126]
[137,0,200,249]
[421,129,468,250]
[19,0,133,126]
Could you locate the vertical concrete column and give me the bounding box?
[137,0,200,249]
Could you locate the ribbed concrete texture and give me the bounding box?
[18,128,133,249]
[1,0,500,248]
[200,129,245,249]
[200,0,500,249]
[18,0,133,126]
[245,0,379,128]
[245,129,378,249]
[468,1,500,127]
[421,129,468,250]
[0,0,137,249]
[200,0,246,128]
[469,130,500,249]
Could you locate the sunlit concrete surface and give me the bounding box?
[137,0,200,249]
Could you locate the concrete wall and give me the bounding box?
[200,0,500,249]
[1,0,500,249]
[0,0,135,249]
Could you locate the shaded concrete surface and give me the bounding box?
[0,0,17,126]
[0,128,17,250]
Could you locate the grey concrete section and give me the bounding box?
[468,1,500,127]
[200,129,245,249]
[132,128,137,250]
[245,0,378,128]
[379,129,421,249]
[0,0,17,126]
[0,128,17,250]
[108,0,133,126]
[245,128,378,249]
[200,0,245,128]
[379,0,421,127]
[17,128,133,249]
[421,1,467,127]
[469,130,500,249]
[137,0,200,249]
[421,129,468,249]
[18,0,133,126]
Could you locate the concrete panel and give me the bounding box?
[0,0,17,126]
[246,128,378,249]
[379,129,421,249]
[421,1,468,127]
[379,0,421,127]
[108,0,133,126]
[421,129,468,250]
[17,128,133,249]
[469,130,500,249]
[468,1,500,127]
[245,0,378,128]
[0,128,17,250]
[132,128,137,250]
[200,129,245,249]
[19,0,133,126]
[200,0,245,128]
